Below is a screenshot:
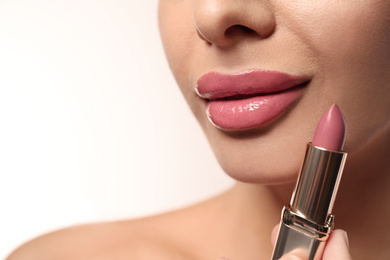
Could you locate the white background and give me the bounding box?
[0,1,234,258]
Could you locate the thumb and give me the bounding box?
[322,229,352,260]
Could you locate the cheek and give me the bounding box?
[158,1,195,88]
[158,1,204,116]
[282,1,390,68]
[283,1,390,150]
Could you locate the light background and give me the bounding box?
[0,1,234,258]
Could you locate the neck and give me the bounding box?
[333,127,390,259]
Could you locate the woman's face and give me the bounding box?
[158,0,390,184]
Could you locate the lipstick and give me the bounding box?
[272,104,348,260]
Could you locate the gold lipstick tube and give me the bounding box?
[272,143,347,260]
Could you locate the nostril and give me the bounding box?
[236,25,255,33]
[225,25,256,37]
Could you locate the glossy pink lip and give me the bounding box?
[196,70,310,130]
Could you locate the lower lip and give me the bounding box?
[206,86,305,131]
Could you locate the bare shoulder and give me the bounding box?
[5,199,219,260]
[6,192,231,260]
[6,216,189,260]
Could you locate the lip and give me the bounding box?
[196,69,310,131]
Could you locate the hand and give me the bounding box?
[271,225,352,260]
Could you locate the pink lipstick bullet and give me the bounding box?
[312,104,347,151]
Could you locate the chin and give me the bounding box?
[214,147,304,185]
[198,101,318,185]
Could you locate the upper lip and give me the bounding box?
[196,69,311,100]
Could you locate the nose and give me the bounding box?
[194,0,276,48]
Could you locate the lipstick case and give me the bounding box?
[272,143,347,260]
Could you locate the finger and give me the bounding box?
[322,229,352,260]
[271,224,280,246]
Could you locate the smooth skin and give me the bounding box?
[158,0,390,258]
[7,0,390,259]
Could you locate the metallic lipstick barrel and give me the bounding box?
[291,144,347,224]
[272,144,347,260]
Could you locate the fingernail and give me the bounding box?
[344,231,350,250]
[279,255,302,260]
[280,255,302,260]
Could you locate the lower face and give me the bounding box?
[158,0,390,184]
